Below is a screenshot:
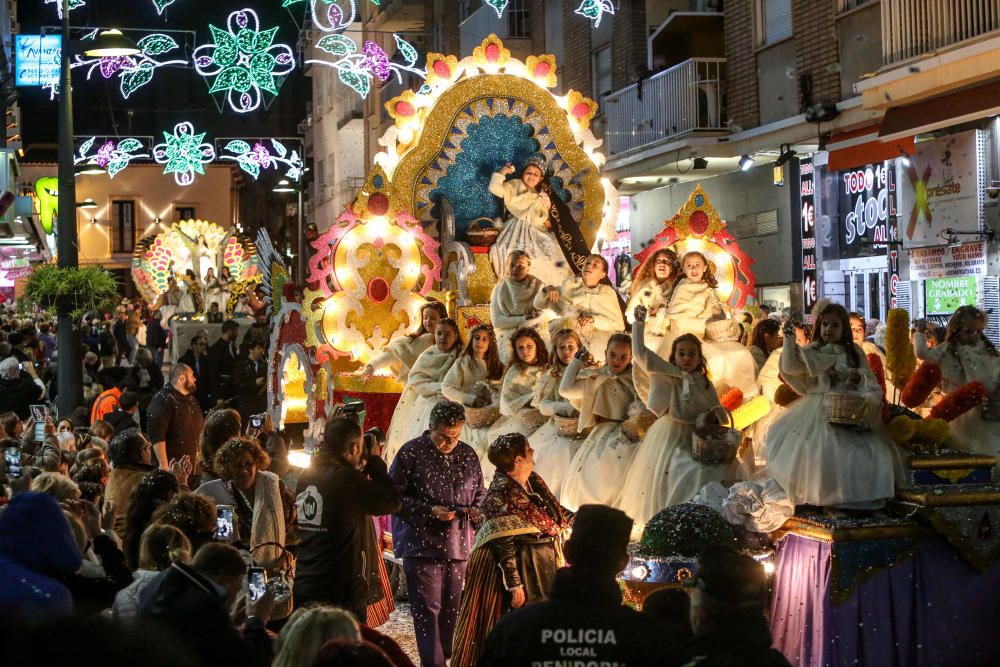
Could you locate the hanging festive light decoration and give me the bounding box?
[193,8,296,113]
[282,0,356,32]
[152,0,176,14]
[219,138,303,181]
[152,122,216,186]
[65,33,187,100]
[306,32,424,99]
[46,0,85,19]
[574,0,616,28]
[74,136,150,178]
[485,0,509,18]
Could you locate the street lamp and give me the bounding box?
[272,179,305,283]
[56,0,138,416]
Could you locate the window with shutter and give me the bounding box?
[758,0,793,46]
[732,210,778,238]
[592,47,612,99]
[980,276,1000,347]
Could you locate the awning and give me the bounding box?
[879,79,1000,142]
[827,125,914,172]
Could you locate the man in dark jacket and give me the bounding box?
[232,341,268,422]
[294,416,401,622]
[679,546,792,667]
[178,335,211,411]
[138,542,273,667]
[204,319,240,408]
[147,364,204,485]
[0,357,45,421]
[145,311,168,367]
[479,505,685,667]
[105,391,141,435]
[390,400,486,667]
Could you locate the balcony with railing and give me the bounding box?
[881,0,1000,65]
[600,58,726,158]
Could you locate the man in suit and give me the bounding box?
[232,340,268,422]
[204,320,240,409]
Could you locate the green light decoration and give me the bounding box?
[67,33,187,100]
[219,138,303,181]
[74,136,151,179]
[485,0,509,18]
[152,0,177,14]
[306,32,424,99]
[35,178,59,235]
[193,8,295,113]
[574,0,615,28]
[152,122,216,186]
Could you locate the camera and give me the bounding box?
[249,413,265,430]
[247,567,267,602]
[215,504,236,542]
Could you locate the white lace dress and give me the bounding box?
[490,276,548,365]
[529,365,584,500]
[488,364,546,443]
[367,333,435,384]
[384,346,459,464]
[487,173,575,288]
[442,355,497,484]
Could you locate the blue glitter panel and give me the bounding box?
[430,114,541,236]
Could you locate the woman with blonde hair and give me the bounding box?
[272,605,362,667]
[112,524,192,623]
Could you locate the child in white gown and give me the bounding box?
[530,329,590,500]
[363,301,447,383]
[488,328,548,443]
[914,306,1000,471]
[559,334,639,510]
[442,324,505,483]
[765,302,902,509]
[385,319,463,464]
[489,250,548,365]
[617,307,753,525]
[626,248,677,404]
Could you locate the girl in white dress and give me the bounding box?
[626,248,678,404]
[766,302,901,509]
[559,334,639,510]
[914,306,1000,469]
[362,301,448,382]
[751,346,784,466]
[531,329,591,499]
[849,312,897,403]
[490,250,548,364]
[749,319,782,372]
[488,328,549,444]
[488,158,574,288]
[535,255,625,364]
[442,324,505,482]
[384,318,463,464]
[617,307,753,525]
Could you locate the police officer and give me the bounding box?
[478,504,684,666]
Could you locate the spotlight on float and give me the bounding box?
[738,154,755,172]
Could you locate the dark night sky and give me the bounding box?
[17,0,311,161]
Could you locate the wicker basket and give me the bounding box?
[623,409,658,443]
[465,404,500,428]
[692,406,742,465]
[554,415,587,439]
[823,389,876,430]
[520,408,547,431]
[704,318,738,342]
[465,218,499,247]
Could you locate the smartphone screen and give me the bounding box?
[4,447,21,478]
[249,414,264,429]
[215,504,235,541]
[247,567,267,602]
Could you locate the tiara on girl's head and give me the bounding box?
[523,156,547,173]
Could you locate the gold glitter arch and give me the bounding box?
[389,73,606,250]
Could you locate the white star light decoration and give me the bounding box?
[575,0,616,28]
[193,8,295,113]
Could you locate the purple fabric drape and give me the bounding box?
[770,534,1000,667]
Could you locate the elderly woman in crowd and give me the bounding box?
[450,433,571,667]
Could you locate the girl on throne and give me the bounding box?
[488,157,584,288]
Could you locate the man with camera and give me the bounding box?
[294,415,401,622]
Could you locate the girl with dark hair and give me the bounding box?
[488,328,550,444]
[766,301,902,509]
[664,251,724,343]
[627,248,678,336]
[384,318,463,464]
[749,318,782,371]
[914,306,1000,465]
[530,329,593,498]
[443,324,505,480]
[123,470,181,569]
[362,300,449,381]
[199,408,242,482]
[618,307,753,525]
[488,158,577,289]
[558,333,638,509]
